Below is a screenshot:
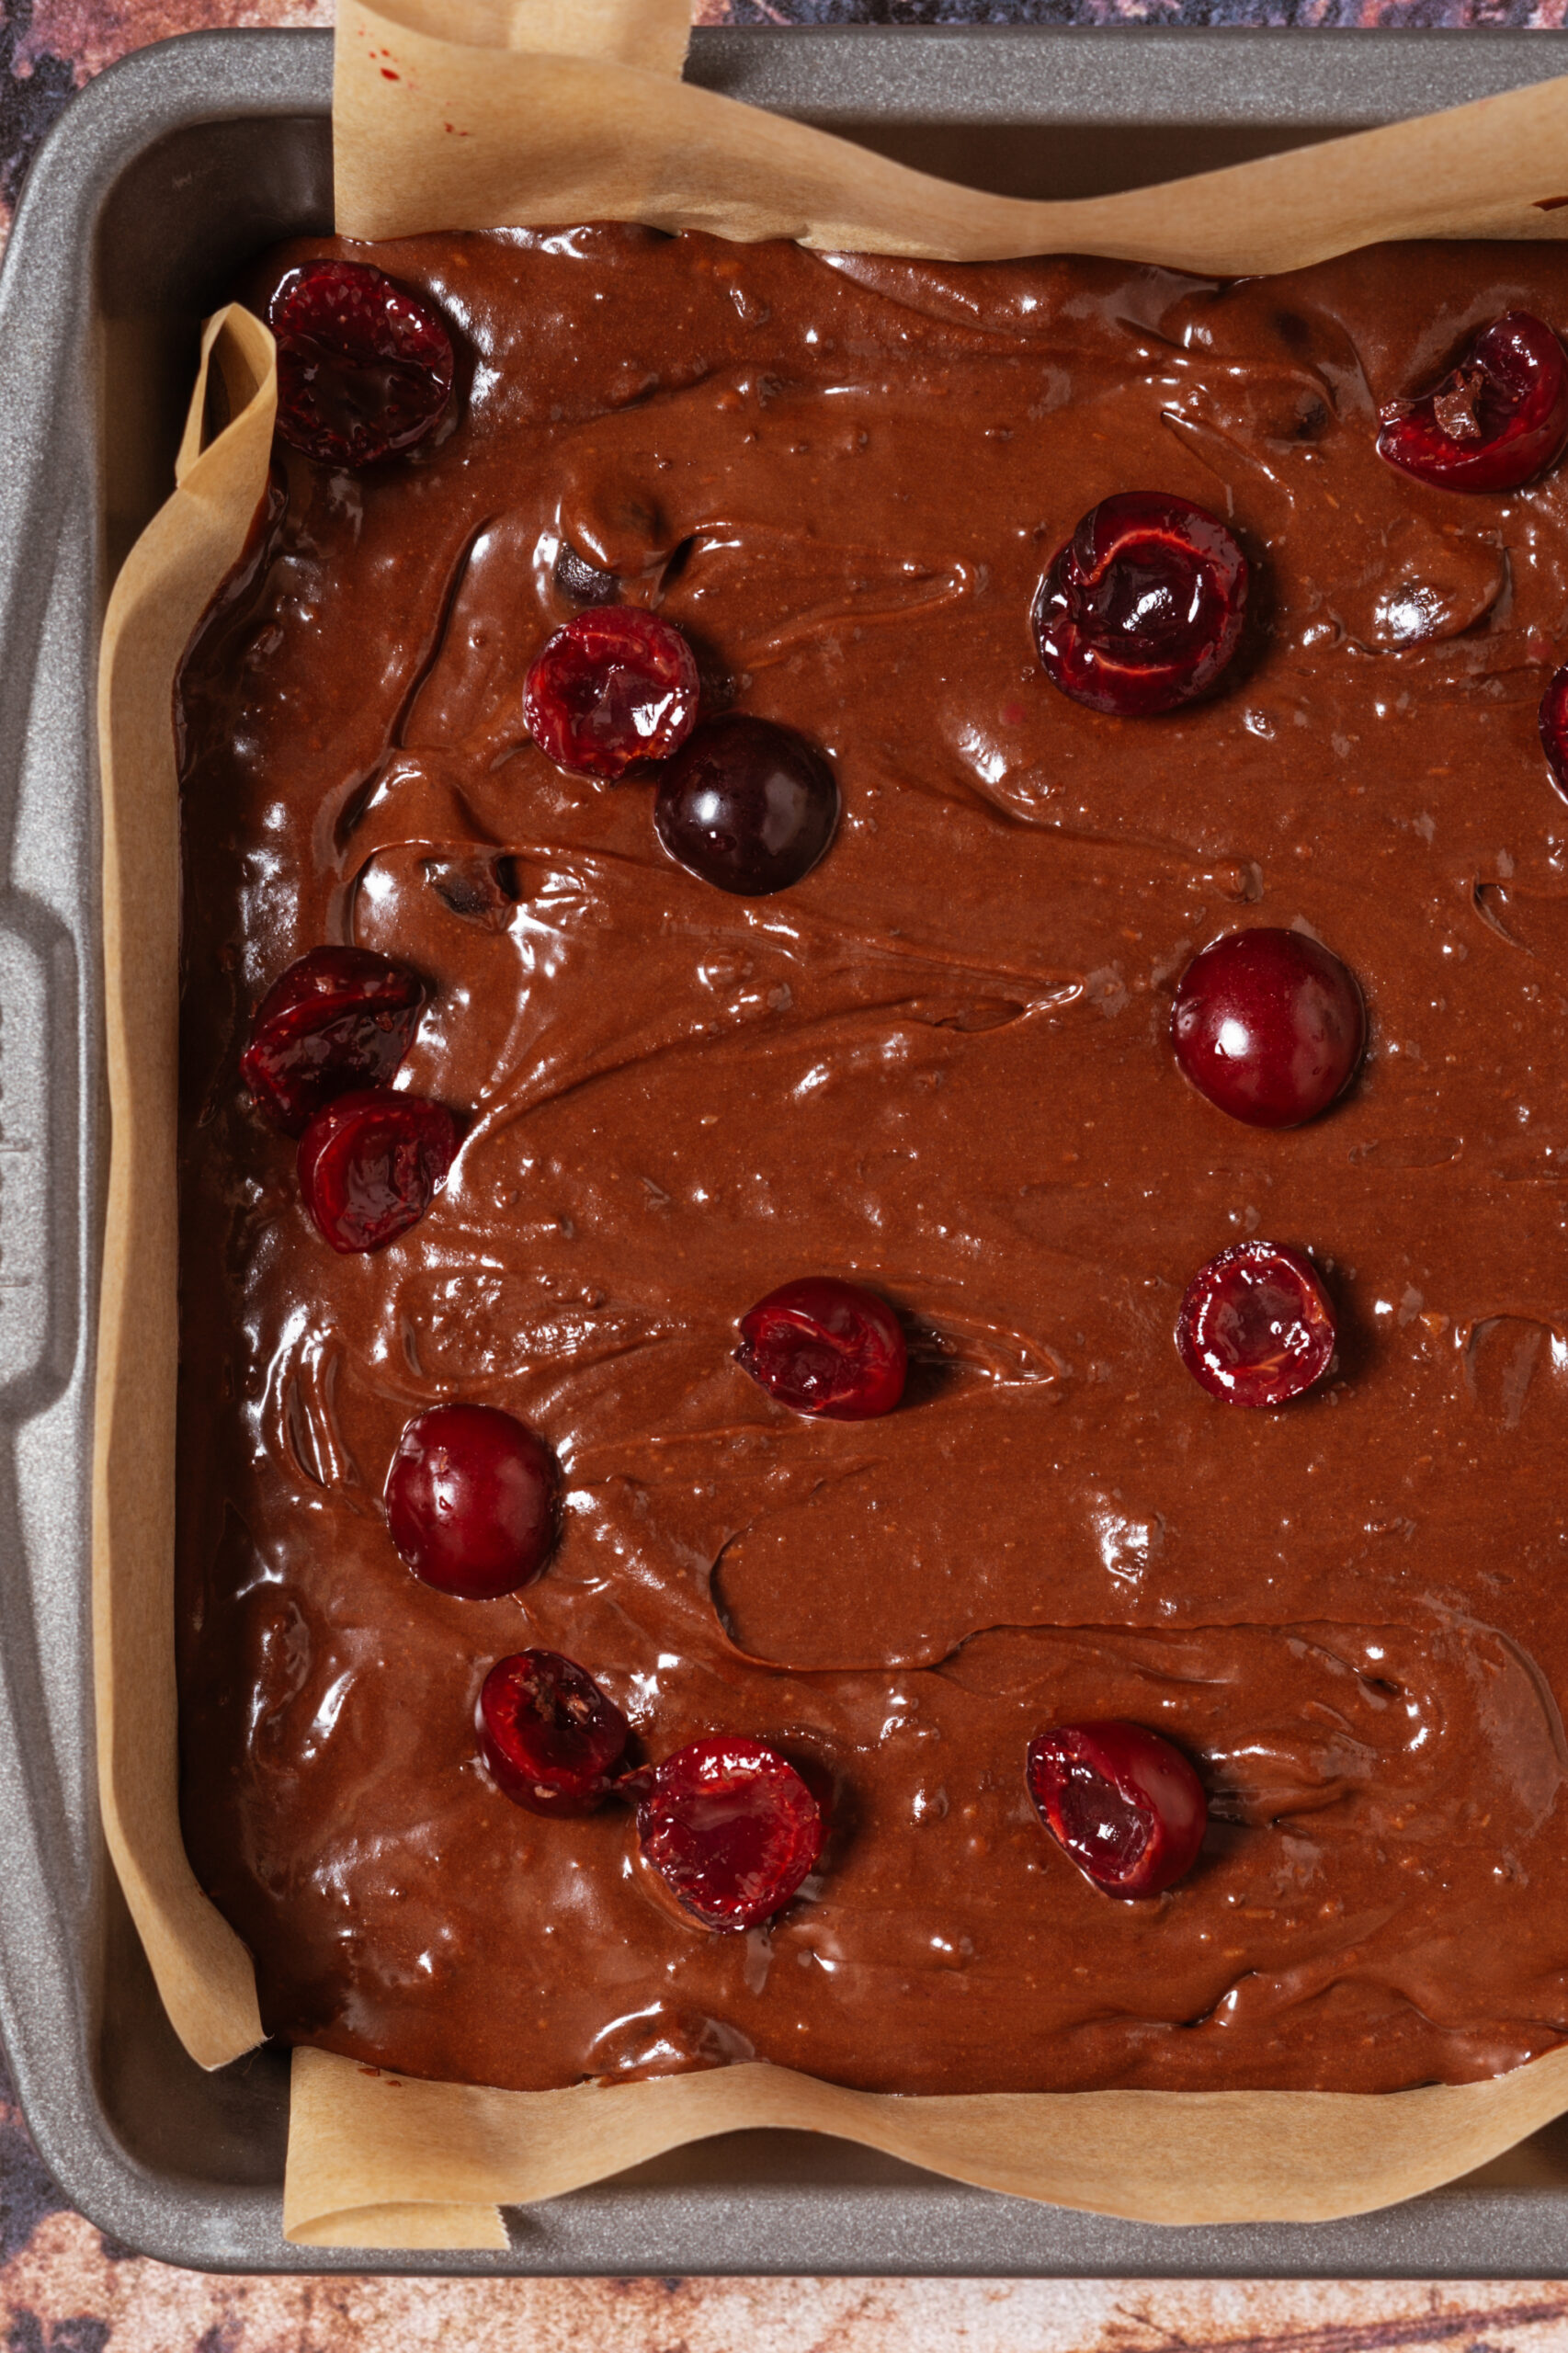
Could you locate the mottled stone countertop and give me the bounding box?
[4,0,1568,2340]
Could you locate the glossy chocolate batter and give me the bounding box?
[176,228,1568,2095]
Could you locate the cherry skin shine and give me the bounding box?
[1027,1721,1206,1898]
[385,1403,559,1600]
[1171,928,1365,1129]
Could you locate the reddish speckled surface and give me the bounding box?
[7,0,1568,2330]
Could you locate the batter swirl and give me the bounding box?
[176,228,1568,2094]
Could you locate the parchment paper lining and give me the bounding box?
[92,0,1568,2249]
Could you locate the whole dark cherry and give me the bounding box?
[296,1087,458,1254]
[268,258,455,469]
[242,946,427,1136]
[1027,1721,1206,1898]
[736,1278,906,1421]
[477,1650,628,1815]
[523,606,699,780]
[1540,664,1568,800]
[1176,1240,1335,1408]
[654,715,838,895]
[1377,313,1568,494]
[385,1402,558,1599]
[1033,492,1249,717]
[554,541,621,606]
[1171,928,1365,1129]
[633,1736,824,1931]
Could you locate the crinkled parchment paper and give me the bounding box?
[94,0,1568,2251]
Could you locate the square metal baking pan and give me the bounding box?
[6,18,1568,2277]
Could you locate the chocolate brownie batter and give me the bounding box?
[176,228,1568,2094]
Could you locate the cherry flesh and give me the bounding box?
[1176,1240,1335,1408]
[1377,313,1568,494]
[1033,492,1248,717]
[242,946,427,1136]
[523,606,699,780]
[296,1086,457,1254]
[1540,663,1568,801]
[385,1402,559,1599]
[1027,1721,1206,1898]
[736,1277,906,1421]
[1171,928,1365,1129]
[268,258,454,469]
[654,715,838,896]
[477,1649,628,1814]
[634,1736,824,1931]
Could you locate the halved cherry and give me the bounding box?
[242,946,427,1136]
[1171,928,1364,1129]
[633,1737,824,1931]
[477,1650,628,1815]
[1377,313,1568,494]
[268,257,455,469]
[1176,1240,1335,1408]
[1027,1721,1206,1898]
[297,1086,457,1254]
[523,606,699,780]
[736,1278,906,1420]
[385,1403,558,1599]
[1033,493,1248,717]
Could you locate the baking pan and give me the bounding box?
[6,20,1568,2276]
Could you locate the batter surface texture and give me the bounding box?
[176,229,1568,2094]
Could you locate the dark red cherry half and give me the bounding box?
[523,606,699,781]
[1540,663,1568,801]
[1027,1721,1206,1898]
[1033,492,1248,717]
[268,258,454,469]
[736,1277,906,1421]
[477,1650,628,1815]
[385,1403,558,1599]
[1176,1240,1335,1408]
[654,715,838,895]
[241,946,427,1136]
[634,1737,824,1931]
[1377,313,1568,494]
[297,1086,457,1254]
[1171,928,1365,1130]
